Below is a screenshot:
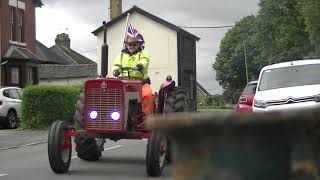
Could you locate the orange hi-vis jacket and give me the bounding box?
[141,83,154,116]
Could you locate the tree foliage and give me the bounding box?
[214,16,261,103]
[214,0,319,103]
[255,0,313,64]
[300,0,320,56]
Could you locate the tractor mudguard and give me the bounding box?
[157,81,175,114]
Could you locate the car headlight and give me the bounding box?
[314,94,320,103]
[254,99,267,108]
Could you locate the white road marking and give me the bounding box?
[71,145,123,159]
[104,145,123,151]
[71,156,77,159]
[0,174,8,177]
[0,141,47,151]
[21,141,47,147]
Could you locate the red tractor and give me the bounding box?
[47,68,188,176]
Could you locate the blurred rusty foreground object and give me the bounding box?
[147,109,320,180]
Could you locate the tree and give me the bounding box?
[213,15,261,103]
[300,0,320,56]
[214,0,317,103]
[255,0,313,64]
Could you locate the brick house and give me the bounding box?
[0,0,43,88]
[1,1,96,87]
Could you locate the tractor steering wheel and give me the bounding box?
[114,65,144,80]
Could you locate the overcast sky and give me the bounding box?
[36,0,260,95]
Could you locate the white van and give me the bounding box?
[253,59,320,112]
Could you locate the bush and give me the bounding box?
[199,105,234,110]
[21,85,81,129]
[204,94,226,107]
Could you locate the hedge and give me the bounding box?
[21,85,81,129]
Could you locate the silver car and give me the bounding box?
[0,87,22,129]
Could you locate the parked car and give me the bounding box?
[236,81,257,112]
[253,59,320,112]
[0,87,22,129]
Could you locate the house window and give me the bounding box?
[11,67,20,85]
[10,6,16,41]
[18,9,24,42]
[28,67,33,84]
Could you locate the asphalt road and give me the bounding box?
[0,137,172,180]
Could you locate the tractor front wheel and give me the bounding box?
[48,120,71,174]
[146,130,167,177]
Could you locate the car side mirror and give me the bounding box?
[253,86,257,94]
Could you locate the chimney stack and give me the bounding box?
[110,0,122,20]
[55,33,70,49]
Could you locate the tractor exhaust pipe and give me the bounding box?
[101,21,108,77]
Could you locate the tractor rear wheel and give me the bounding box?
[164,87,188,114]
[73,90,84,130]
[145,87,188,176]
[48,120,71,174]
[73,89,104,161]
[163,87,188,164]
[74,136,104,161]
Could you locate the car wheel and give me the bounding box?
[5,110,18,129]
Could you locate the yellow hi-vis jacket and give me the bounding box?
[112,49,150,80]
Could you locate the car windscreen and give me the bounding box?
[242,84,257,94]
[258,64,320,91]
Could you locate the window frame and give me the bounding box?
[11,66,20,85]
[28,67,34,84]
[18,9,24,42]
[9,6,16,41]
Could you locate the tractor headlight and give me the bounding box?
[89,110,98,120]
[254,99,267,109]
[111,111,120,121]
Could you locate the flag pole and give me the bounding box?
[122,13,131,49]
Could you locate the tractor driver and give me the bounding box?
[112,35,154,116]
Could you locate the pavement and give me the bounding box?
[0,127,48,150]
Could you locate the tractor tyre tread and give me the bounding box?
[74,136,101,161]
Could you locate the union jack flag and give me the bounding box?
[124,21,145,49]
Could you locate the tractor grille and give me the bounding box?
[86,88,123,130]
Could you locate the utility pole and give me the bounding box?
[244,41,249,84]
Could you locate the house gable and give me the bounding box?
[197,81,211,96]
[93,5,199,111]
[95,12,180,93]
[92,5,199,41]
